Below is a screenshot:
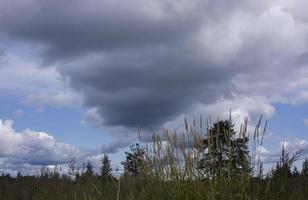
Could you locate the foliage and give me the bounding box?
[197,119,251,177]
[301,158,308,176]
[271,146,302,179]
[68,157,77,178]
[100,154,113,181]
[121,143,146,177]
[80,161,95,179]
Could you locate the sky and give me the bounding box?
[0,0,308,175]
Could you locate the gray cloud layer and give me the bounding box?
[1,0,308,130]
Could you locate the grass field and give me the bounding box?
[1,117,307,200]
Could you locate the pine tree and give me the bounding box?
[84,161,94,178]
[301,158,308,176]
[101,154,112,181]
[68,157,76,178]
[121,143,146,177]
[198,120,251,177]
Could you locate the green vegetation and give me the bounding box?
[101,154,113,182]
[197,119,251,177]
[121,143,146,177]
[0,117,308,200]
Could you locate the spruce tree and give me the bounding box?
[301,158,308,176]
[84,161,94,178]
[198,119,251,177]
[101,154,112,181]
[121,143,146,177]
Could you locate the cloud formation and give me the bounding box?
[24,92,82,108]
[1,0,308,132]
[0,119,105,174]
[0,119,84,164]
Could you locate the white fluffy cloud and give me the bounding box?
[0,119,103,174]
[0,119,83,163]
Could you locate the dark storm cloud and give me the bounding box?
[0,0,202,62]
[61,48,235,127]
[1,0,308,130]
[0,0,236,128]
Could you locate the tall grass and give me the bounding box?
[117,116,261,200]
[0,116,307,200]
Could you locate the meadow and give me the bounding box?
[0,116,308,200]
